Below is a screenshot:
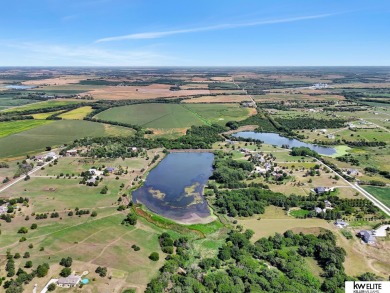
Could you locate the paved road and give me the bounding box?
[0,159,54,193]
[315,158,390,216]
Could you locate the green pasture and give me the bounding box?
[95,103,250,129]
[0,120,135,158]
[2,100,81,113]
[0,120,52,138]
[363,186,390,209]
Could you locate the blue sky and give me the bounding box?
[0,0,389,66]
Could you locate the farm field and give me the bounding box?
[0,120,135,159]
[2,100,81,113]
[84,84,210,100]
[254,93,345,102]
[182,94,248,103]
[95,103,251,129]
[363,186,390,209]
[0,97,38,109]
[58,106,93,120]
[0,120,52,138]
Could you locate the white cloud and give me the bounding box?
[95,14,334,43]
[0,41,173,66]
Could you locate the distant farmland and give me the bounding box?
[58,106,93,120]
[95,103,251,129]
[0,120,52,138]
[0,120,134,158]
[2,100,82,113]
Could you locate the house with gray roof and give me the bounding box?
[314,187,326,194]
[358,230,376,244]
[57,275,81,288]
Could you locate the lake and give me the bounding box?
[232,131,336,155]
[3,85,36,90]
[132,152,214,223]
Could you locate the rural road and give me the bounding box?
[315,158,390,216]
[232,77,257,107]
[0,158,55,194]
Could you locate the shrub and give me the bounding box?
[149,252,159,261]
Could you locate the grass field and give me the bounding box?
[58,106,93,120]
[95,103,250,129]
[363,186,390,209]
[0,120,135,159]
[0,98,38,110]
[32,110,62,119]
[238,206,390,278]
[0,120,52,138]
[2,100,81,113]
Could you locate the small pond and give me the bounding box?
[232,131,336,155]
[3,85,37,90]
[132,152,214,223]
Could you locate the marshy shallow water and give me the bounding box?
[132,152,214,223]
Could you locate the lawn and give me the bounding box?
[58,106,93,120]
[95,103,251,129]
[0,120,135,159]
[290,209,311,218]
[0,119,52,138]
[363,186,390,209]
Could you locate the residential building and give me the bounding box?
[66,150,78,156]
[358,230,376,244]
[335,219,348,228]
[57,275,81,288]
[314,187,326,195]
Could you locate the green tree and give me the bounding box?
[149,252,159,261]
[60,267,71,277]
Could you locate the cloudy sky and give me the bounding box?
[0,0,389,66]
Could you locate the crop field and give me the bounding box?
[0,120,135,159]
[2,100,81,113]
[0,97,38,110]
[182,94,248,103]
[21,75,92,86]
[254,93,344,102]
[58,106,93,119]
[363,186,390,208]
[95,103,251,129]
[84,84,210,100]
[0,120,52,138]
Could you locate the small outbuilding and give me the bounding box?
[334,219,348,228]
